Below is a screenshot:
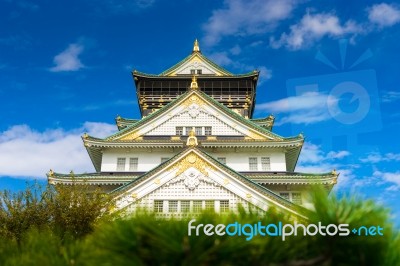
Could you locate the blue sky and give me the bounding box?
[0,0,399,223]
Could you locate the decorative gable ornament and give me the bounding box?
[188,103,200,118]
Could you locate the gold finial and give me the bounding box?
[332,169,338,176]
[48,169,54,177]
[193,39,200,52]
[116,115,121,120]
[186,129,198,146]
[190,75,198,90]
[83,133,89,139]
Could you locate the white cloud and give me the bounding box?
[360,152,400,163]
[50,43,85,72]
[270,12,363,50]
[256,91,336,125]
[368,3,400,27]
[202,0,299,46]
[374,170,400,187]
[326,150,351,160]
[0,122,116,178]
[381,91,400,103]
[295,141,353,190]
[208,52,234,66]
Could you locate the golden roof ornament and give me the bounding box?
[48,169,54,177]
[186,129,198,147]
[190,75,199,90]
[193,39,200,52]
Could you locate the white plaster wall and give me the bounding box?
[146,110,242,136]
[175,63,216,75]
[208,151,287,171]
[101,150,286,172]
[101,150,175,172]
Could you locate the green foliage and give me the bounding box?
[0,183,112,243]
[0,185,398,266]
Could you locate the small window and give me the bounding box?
[154,200,163,213]
[249,157,258,171]
[217,157,226,164]
[168,200,178,213]
[116,158,126,171]
[220,200,229,213]
[161,157,169,163]
[292,193,302,205]
[261,157,271,171]
[280,192,290,201]
[205,200,214,211]
[195,127,202,135]
[190,69,195,75]
[185,127,193,135]
[176,127,183,135]
[197,69,202,75]
[129,158,138,171]
[181,200,190,213]
[204,126,212,136]
[193,200,202,213]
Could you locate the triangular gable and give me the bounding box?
[112,147,306,218]
[108,90,284,141]
[160,53,233,77]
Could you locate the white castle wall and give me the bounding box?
[101,150,286,172]
[146,110,242,136]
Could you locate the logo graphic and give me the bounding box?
[286,39,382,155]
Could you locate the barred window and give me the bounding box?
[217,157,226,164]
[176,127,183,135]
[181,200,190,213]
[129,158,138,171]
[154,200,163,213]
[197,69,202,75]
[261,157,271,171]
[204,126,212,136]
[193,200,202,213]
[280,192,290,201]
[195,127,202,135]
[292,193,302,205]
[190,69,195,75]
[220,200,229,213]
[168,200,178,213]
[116,158,126,171]
[205,200,214,211]
[249,157,258,170]
[161,157,169,163]
[185,127,193,135]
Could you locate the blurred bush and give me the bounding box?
[0,185,398,266]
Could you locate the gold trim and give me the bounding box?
[170,152,215,177]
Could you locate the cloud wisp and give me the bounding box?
[202,0,299,46]
[0,122,116,178]
[368,3,400,27]
[50,43,85,72]
[295,141,352,189]
[270,12,363,50]
[255,91,336,125]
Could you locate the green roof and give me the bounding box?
[159,52,233,76]
[100,89,302,142]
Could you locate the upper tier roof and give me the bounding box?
[82,86,303,172]
[132,39,259,78]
